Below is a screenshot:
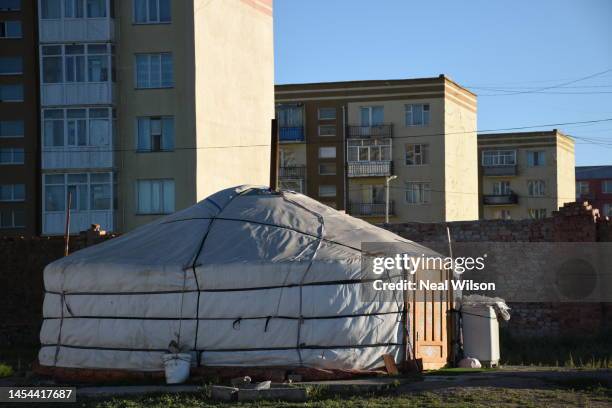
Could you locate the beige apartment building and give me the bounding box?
[38,0,274,234]
[478,130,575,220]
[275,75,479,223]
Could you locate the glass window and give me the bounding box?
[318,146,336,159]
[64,0,85,18]
[0,57,22,74]
[405,182,431,204]
[405,144,428,165]
[602,180,612,194]
[405,104,430,127]
[66,109,87,146]
[0,148,24,164]
[319,185,336,197]
[135,53,173,88]
[482,150,516,166]
[0,184,24,201]
[0,0,20,11]
[0,120,23,138]
[136,116,174,151]
[528,209,547,220]
[65,45,85,82]
[41,0,62,18]
[527,151,546,167]
[0,209,24,228]
[89,108,110,146]
[318,107,336,120]
[527,180,546,197]
[44,174,65,212]
[87,0,106,17]
[137,179,174,214]
[360,106,384,126]
[318,124,335,137]
[0,21,22,38]
[90,173,111,210]
[576,181,589,197]
[603,204,612,217]
[0,84,23,101]
[42,46,63,83]
[493,181,511,195]
[134,0,170,23]
[347,139,391,162]
[319,163,336,175]
[44,109,65,146]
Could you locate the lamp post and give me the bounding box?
[385,175,397,224]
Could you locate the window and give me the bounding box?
[42,44,113,84]
[318,124,335,137]
[276,105,303,127]
[0,148,24,164]
[527,151,546,167]
[137,116,174,151]
[603,180,612,194]
[41,0,61,18]
[494,209,511,220]
[0,84,23,101]
[137,179,175,214]
[348,139,391,162]
[603,204,612,218]
[482,150,516,166]
[319,185,336,197]
[44,173,112,212]
[527,180,546,197]
[280,179,303,193]
[86,0,106,17]
[405,182,431,204]
[528,208,547,220]
[360,106,383,126]
[134,0,171,23]
[576,181,589,197]
[0,184,24,201]
[493,181,511,195]
[318,107,336,120]
[0,120,23,138]
[405,104,430,127]
[319,146,336,159]
[0,209,24,228]
[0,57,22,75]
[43,108,112,147]
[64,0,85,17]
[405,144,428,165]
[0,0,20,11]
[0,21,21,38]
[319,163,336,175]
[135,53,173,88]
[41,0,106,19]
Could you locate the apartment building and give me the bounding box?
[36,0,273,235]
[275,75,479,223]
[576,165,612,218]
[478,130,575,220]
[0,0,38,236]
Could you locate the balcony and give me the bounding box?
[482,165,518,177]
[348,161,392,177]
[483,193,519,206]
[39,18,115,43]
[42,146,114,170]
[349,201,393,217]
[279,127,305,142]
[347,124,393,139]
[279,166,306,179]
[43,209,114,235]
[41,82,116,106]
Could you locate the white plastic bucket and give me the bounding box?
[162,353,191,384]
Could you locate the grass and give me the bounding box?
[500,327,612,368]
[0,362,13,378]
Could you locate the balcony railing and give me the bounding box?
[482,164,518,176]
[347,124,393,139]
[349,201,393,217]
[279,126,305,142]
[347,161,392,177]
[483,193,519,206]
[279,166,306,179]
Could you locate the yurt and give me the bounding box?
[37,186,452,380]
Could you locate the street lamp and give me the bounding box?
[385,175,397,224]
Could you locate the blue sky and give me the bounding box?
[273,0,612,166]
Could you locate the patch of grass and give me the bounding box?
[0,362,13,378]
[424,368,497,376]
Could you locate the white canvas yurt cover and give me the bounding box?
[39,186,436,373]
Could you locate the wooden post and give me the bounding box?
[269,118,279,190]
[64,192,72,257]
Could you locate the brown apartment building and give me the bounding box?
[275,75,479,223]
[0,0,39,236]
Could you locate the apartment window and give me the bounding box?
[405,144,428,165]
[0,57,22,75]
[0,120,23,138]
[527,151,546,167]
[0,148,24,164]
[319,185,336,198]
[527,180,546,197]
[528,208,547,220]
[405,182,431,204]
[602,180,612,194]
[86,0,106,17]
[0,21,21,38]
[494,209,511,220]
[493,181,511,195]
[318,107,336,120]
[41,0,106,19]
[42,44,113,84]
[603,204,612,217]
[319,163,336,175]
[318,124,335,137]
[44,173,112,213]
[482,150,516,166]
[319,146,336,159]
[0,209,24,228]
[40,0,61,18]
[137,179,175,214]
[137,116,174,152]
[134,0,171,23]
[135,53,173,89]
[576,181,589,197]
[347,139,391,162]
[276,105,303,127]
[0,0,20,11]
[43,108,112,147]
[360,106,383,126]
[280,179,303,193]
[0,84,23,101]
[0,184,24,201]
[405,104,430,127]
